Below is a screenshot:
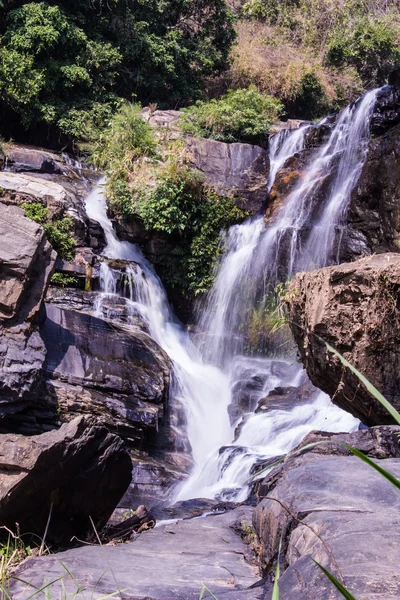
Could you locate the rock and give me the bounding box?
[0,170,105,252]
[11,505,260,599]
[186,137,270,213]
[0,416,132,545]
[254,452,400,599]
[3,145,64,174]
[0,203,56,423]
[286,254,400,425]
[344,122,400,258]
[370,83,400,136]
[41,304,171,444]
[0,203,55,322]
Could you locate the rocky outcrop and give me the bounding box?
[0,203,56,423]
[11,505,260,599]
[286,253,400,425]
[254,447,400,599]
[0,416,132,545]
[187,137,270,213]
[344,121,400,258]
[0,153,104,252]
[41,304,171,445]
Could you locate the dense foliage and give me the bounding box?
[22,202,76,259]
[135,167,248,294]
[0,0,235,142]
[180,86,282,145]
[94,104,248,295]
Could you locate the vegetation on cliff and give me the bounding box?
[0,0,235,142]
[93,104,249,295]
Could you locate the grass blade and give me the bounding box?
[341,443,400,490]
[325,342,400,425]
[272,536,282,600]
[313,560,357,600]
[199,584,219,600]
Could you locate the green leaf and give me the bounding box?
[272,536,282,600]
[313,560,357,600]
[341,443,400,490]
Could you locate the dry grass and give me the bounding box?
[227,21,363,114]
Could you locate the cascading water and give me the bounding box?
[85,181,232,468]
[83,90,377,504]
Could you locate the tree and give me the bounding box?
[0,0,235,144]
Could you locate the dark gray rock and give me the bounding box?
[11,505,260,599]
[286,253,400,425]
[0,416,132,545]
[0,203,56,423]
[344,121,400,258]
[4,145,64,174]
[187,137,270,213]
[41,304,171,444]
[254,453,400,600]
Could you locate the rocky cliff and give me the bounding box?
[286,253,400,425]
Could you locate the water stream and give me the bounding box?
[83,90,378,503]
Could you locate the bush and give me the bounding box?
[50,272,79,287]
[91,103,157,169]
[22,202,76,260]
[226,21,363,121]
[326,17,400,86]
[135,165,249,294]
[180,86,283,145]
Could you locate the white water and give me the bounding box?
[85,182,232,468]
[82,94,377,502]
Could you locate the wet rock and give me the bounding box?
[344,121,400,258]
[41,304,171,444]
[11,505,260,599]
[370,83,400,136]
[286,253,400,425]
[254,452,400,600]
[186,137,270,213]
[118,451,187,509]
[0,416,132,545]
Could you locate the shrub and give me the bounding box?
[135,165,249,294]
[91,103,157,170]
[326,17,400,86]
[22,202,76,260]
[180,86,283,145]
[50,273,79,287]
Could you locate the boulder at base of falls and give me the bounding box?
[254,427,400,599]
[285,253,400,426]
[0,202,56,423]
[11,505,262,599]
[0,416,132,545]
[41,304,171,445]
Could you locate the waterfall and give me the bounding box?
[83,91,378,503]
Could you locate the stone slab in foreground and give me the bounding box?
[11,506,260,599]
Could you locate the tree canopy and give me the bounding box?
[0,0,235,143]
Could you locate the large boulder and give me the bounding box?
[187,137,270,213]
[11,505,260,599]
[0,203,56,423]
[0,416,132,545]
[254,447,400,599]
[41,304,171,445]
[286,253,400,425]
